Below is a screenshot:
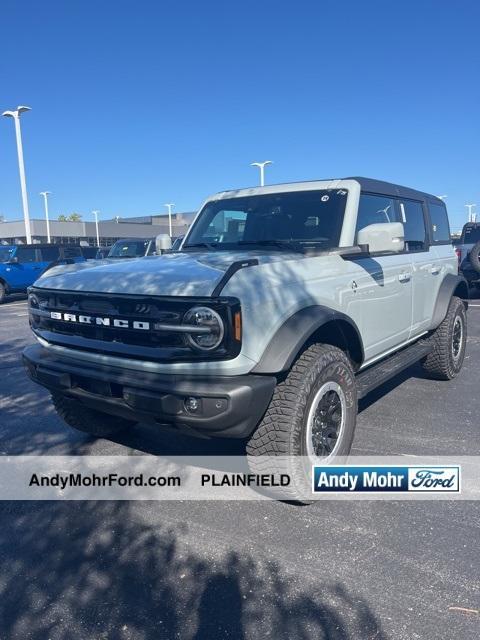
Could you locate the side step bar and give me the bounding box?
[356,340,433,399]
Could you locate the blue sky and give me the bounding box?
[0,0,478,231]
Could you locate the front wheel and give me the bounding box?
[422,296,467,380]
[52,393,136,437]
[246,344,357,501]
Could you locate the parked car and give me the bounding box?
[107,238,156,259]
[454,222,480,290]
[24,177,468,499]
[0,244,86,303]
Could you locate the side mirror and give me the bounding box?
[357,222,405,254]
[155,234,172,254]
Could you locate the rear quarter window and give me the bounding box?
[428,202,451,244]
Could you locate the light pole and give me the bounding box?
[92,210,100,247]
[39,191,52,243]
[2,106,32,244]
[251,160,272,187]
[465,204,476,223]
[164,203,175,237]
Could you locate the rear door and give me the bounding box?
[396,199,435,336]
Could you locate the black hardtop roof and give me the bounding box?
[346,177,443,203]
[113,237,155,242]
[14,243,84,249]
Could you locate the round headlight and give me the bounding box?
[183,306,224,351]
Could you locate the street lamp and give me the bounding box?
[164,203,175,237]
[92,210,100,247]
[39,191,52,243]
[2,106,32,244]
[465,204,476,223]
[251,160,272,187]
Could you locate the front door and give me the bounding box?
[349,193,412,363]
[7,247,43,290]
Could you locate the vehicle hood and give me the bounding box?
[33,250,303,297]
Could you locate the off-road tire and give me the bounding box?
[0,282,6,304]
[470,241,480,273]
[52,392,136,437]
[422,296,467,380]
[246,344,357,501]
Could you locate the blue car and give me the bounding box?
[0,244,86,303]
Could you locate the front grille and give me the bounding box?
[28,288,241,362]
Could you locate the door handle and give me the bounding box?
[431,266,440,275]
[398,272,411,283]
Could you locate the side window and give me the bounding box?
[429,202,451,243]
[39,246,60,262]
[355,194,398,237]
[62,246,82,259]
[16,247,38,263]
[399,200,427,251]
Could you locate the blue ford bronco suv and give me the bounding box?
[23,178,468,495]
[0,243,86,304]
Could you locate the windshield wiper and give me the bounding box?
[182,242,219,250]
[237,240,303,252]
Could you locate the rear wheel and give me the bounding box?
[422,296,467,380]
[246,344,357,501]
[52,393,136,437]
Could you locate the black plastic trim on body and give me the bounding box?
[211,259,259,297]
[428,274,469,331]
[23,343,276,439]
[253,305,364,374]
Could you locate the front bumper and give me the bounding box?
[23,344,276,438]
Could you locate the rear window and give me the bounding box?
[429,202,451,243]
[464,226,480,244]
[62,246,83,258]
[39,246,60,262]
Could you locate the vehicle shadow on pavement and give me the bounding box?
[0,500,388,640]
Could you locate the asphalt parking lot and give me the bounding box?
[0,294,479,640]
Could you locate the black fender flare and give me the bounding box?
[428,274,469,331]
[252,305,364,374]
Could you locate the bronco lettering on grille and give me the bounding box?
[50,311,150,330]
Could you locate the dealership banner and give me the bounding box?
[0,455,478,501]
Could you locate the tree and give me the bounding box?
[58,213,82,222]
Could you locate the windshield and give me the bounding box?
[184,189,348,251]
[0,247,14,263]
[108,240,152,258]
